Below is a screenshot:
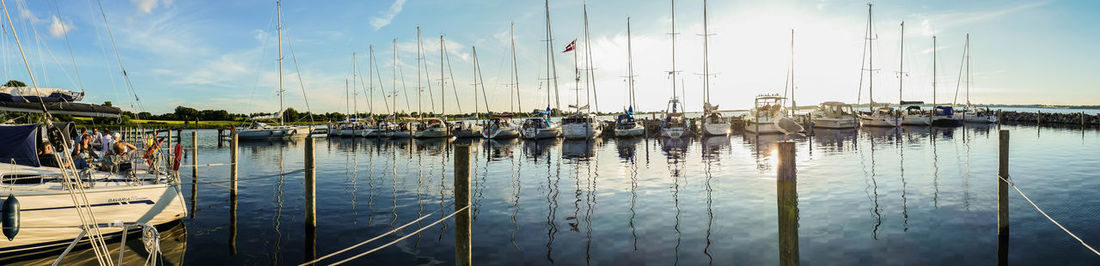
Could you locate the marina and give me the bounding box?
[0,0,1097,264]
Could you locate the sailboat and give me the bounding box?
[660,0,689,139]
[857,3,900,127]
[238,1,310,140]
[0,0,184,259]
[378,42,413,137]
[897,21,932,126]
[699,0,730,136]
[414,35,454,138]
[483,23,522,139]
[522,0,564,140]
[956,34,998,123]
[455,46,494,139]
[930,35,963,127]
[363,48,388,138]
[560,3,603,139]
[614,18,645,137]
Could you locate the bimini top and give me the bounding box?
[0,86,83,103]
[0,124,41,167]
[0,101,121,118]
[755,93,786,100]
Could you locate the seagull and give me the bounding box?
[773,116,805,140]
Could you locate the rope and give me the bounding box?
[997,174,1100,256]
[299,212,436,265]
[305,205,468,266]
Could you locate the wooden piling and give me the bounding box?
[998,130,1009,232]
[454,144,472,266]
[167,129,173,156]
[304,137,317,229]
[217,129,224,148]
[1037,110,1041,125]
[230,133,238,192]
[191,132,198,178]
[776,141,799,266]
[998,129,1010,265]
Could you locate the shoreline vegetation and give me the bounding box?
[9,102,1098,130]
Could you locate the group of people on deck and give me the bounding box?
[36,128,137,170]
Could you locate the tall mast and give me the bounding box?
[435,34,440,115]
[702,0,710,106]
[966,33,971,107]
[583,3,597,113]
[899,21,904,105]
[416,27,423,119]
[867,3,874,111]
[545,0,560,112]
[393,38,398,116]
[472,46,479,118]
[627,17,635,110]
[790,29,796,117]
[510,22,521,114]
[345,78,349,116]
[353,52,358,120]
[277,0,284,125]
[670,0,678,112]
[369,45,376,118]
[933,35,936,107]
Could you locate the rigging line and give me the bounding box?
[952,37,966,107]
[398,51,412,112]
[997,174,1100,256]
[280,19,314,123]
[443,40,462,114]
[94,0,143,112]
[328,205,470,266]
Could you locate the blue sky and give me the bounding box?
[3,0,1097,115]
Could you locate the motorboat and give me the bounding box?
[813,101,858,129]
[744,94,789,134]
[931,106,963,127]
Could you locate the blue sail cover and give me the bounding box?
[0,124,40,167]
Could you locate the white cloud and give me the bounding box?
[369,0,407,30]
[48,16,73,38]
[131,0,173,14]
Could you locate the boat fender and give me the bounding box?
[2,194,19,241]
[172,143,183,171]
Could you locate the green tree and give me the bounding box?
[173,106,200,120]
[282,108,300,122]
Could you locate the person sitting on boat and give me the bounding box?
[112,134,137,157]
[100,130,114,154]
[72,133,99,169]
[38,141,71,168]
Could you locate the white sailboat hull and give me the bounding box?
[745,120,783,134]
[701,121,731,136]
[483,127,520,139]
[561,122,602,139]
[236,127,310,140]
[660,127,687,138]
[413,127,452,138]
[859,114,900,127]
[959,113,998,123]
[813,117,858,129]
[901,114,933,126]
[0,182,186,255]
[614,125,645,137]
[522,127,562,140]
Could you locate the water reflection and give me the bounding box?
[813,128,858,152]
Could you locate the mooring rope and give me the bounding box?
[304,205,469,266]
[997,174,1100,256]
[299,211,437,265]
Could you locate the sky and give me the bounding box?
[1,0,1097,115]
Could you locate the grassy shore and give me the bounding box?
[68,117,326,129]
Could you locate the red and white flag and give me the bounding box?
[562,40,576,53]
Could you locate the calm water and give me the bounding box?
[15,123,1100,265]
